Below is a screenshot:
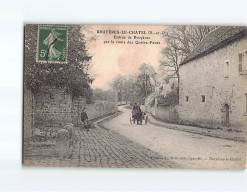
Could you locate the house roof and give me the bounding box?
[180,26,247,66]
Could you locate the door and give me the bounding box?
[224,104,230,126]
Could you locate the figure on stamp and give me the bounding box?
[43,28,63,60]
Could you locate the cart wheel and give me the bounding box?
[145,116,148,124]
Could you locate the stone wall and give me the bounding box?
[34,87,77,127]
[26,87,117,129]
[86,101,118,120]
[145,105,156,116]
[155,105,179,123]
[179,36,247,130]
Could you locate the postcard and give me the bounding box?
[23,24,247,169]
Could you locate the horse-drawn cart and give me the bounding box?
[130,110,148,125]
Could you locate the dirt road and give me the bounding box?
[102,106,246,169]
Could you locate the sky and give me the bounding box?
[84,25,166,90]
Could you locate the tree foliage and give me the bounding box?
[24,25,93,100]
[111,64,157,104]
[137,63,157,97]
[157,86,179,106]
[92,88,117,102]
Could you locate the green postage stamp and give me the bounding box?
[37,25,68,63]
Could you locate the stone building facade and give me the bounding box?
[179,27,247,130]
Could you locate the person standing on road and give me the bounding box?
[140,103,145,113]
[81,108,90,130]
[133,103,138,111]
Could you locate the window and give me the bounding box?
[224,61,229,78]
[201,95,205,102]
[239,53,243,72]
[185,96,189,102]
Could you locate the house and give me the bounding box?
[179,26,247,130]
[144,91,158,115]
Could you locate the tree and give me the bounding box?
[111,74,133,102]
[24,25,94,101]
[111,64,157,104]
[111,75,127,94]
[136,63,157,98]
[158,87,179,106]
[160,25,217,101]
[92,88,117,102]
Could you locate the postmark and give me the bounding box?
[37,25,68,63]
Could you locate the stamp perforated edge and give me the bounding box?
[36,24,68,64]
